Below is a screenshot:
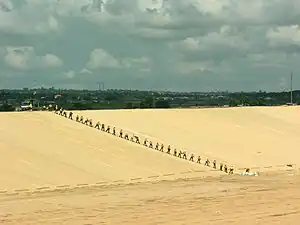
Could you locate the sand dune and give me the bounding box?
[76,106,300,171]
[0,111,218,191]
[1,107,299,225]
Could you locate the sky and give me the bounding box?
[0,0,300,92]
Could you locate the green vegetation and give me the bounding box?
[0,88,298,112]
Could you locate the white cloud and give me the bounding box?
[86,48,152,72]
[3,0,300,91]
[122,56,152,69]
[176,61,210,74]
[174,26,249,53]
[63,68,92,80]
[55,0,93,17]
[0,0,13,12]
[41,53,63,67]
[2,46,63,70]
[80,68,92,74]
[86,48,121,70]
[0,0,60,35]
[175,60,232,75]
[63,70,75,79]
[266,25,300,47]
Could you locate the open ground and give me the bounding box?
[0,106,299,224]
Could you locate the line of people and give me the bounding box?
[55,107,235,175]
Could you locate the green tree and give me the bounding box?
[229,99,239,107]
[125,102,133,109]
[104,93,120,101]
[72,102,86,110]
[155,100,170,108]
[140,97,154,108]
[0,103,14,111]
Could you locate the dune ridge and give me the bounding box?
[74,106,300,172]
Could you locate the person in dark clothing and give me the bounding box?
[197,156,201,164]
[182,151,187,160]
[134,135,140,143]
[124,133,129,140]
[106,125,110,133]
[178,150,182,158]
[112,127,116,135]
[205,159,210,166]
[149,141,153,148]
[119,129,123,138]
[160,144,164,152]
[69,111,73,120]
[95,121,100,129]
[166,145,171,154]
[101,124,105,131]
[155,142,159,150]
[189,154,194,161]
[219,163,223,171]
[83,118,89,125]
[229,168,234,174]
[224,165,228,173]
[213,160,217,169]
[173,148,177,157]
[76,115,79,122]
[79,116,84,123]
[143,139,148,146]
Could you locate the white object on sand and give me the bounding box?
[240,171,259,176]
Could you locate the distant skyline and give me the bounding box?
[1,0,300,92]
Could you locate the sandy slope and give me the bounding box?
[1,171,299,225]
[0,111,217,191]
[1,107,299,225]
[76,106,300,171]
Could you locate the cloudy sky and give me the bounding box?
[0,0,300,92]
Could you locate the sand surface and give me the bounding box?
[0,107,299,224]
[1,172,299,224]
[0,112,217,191]
[76,106,300,170]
